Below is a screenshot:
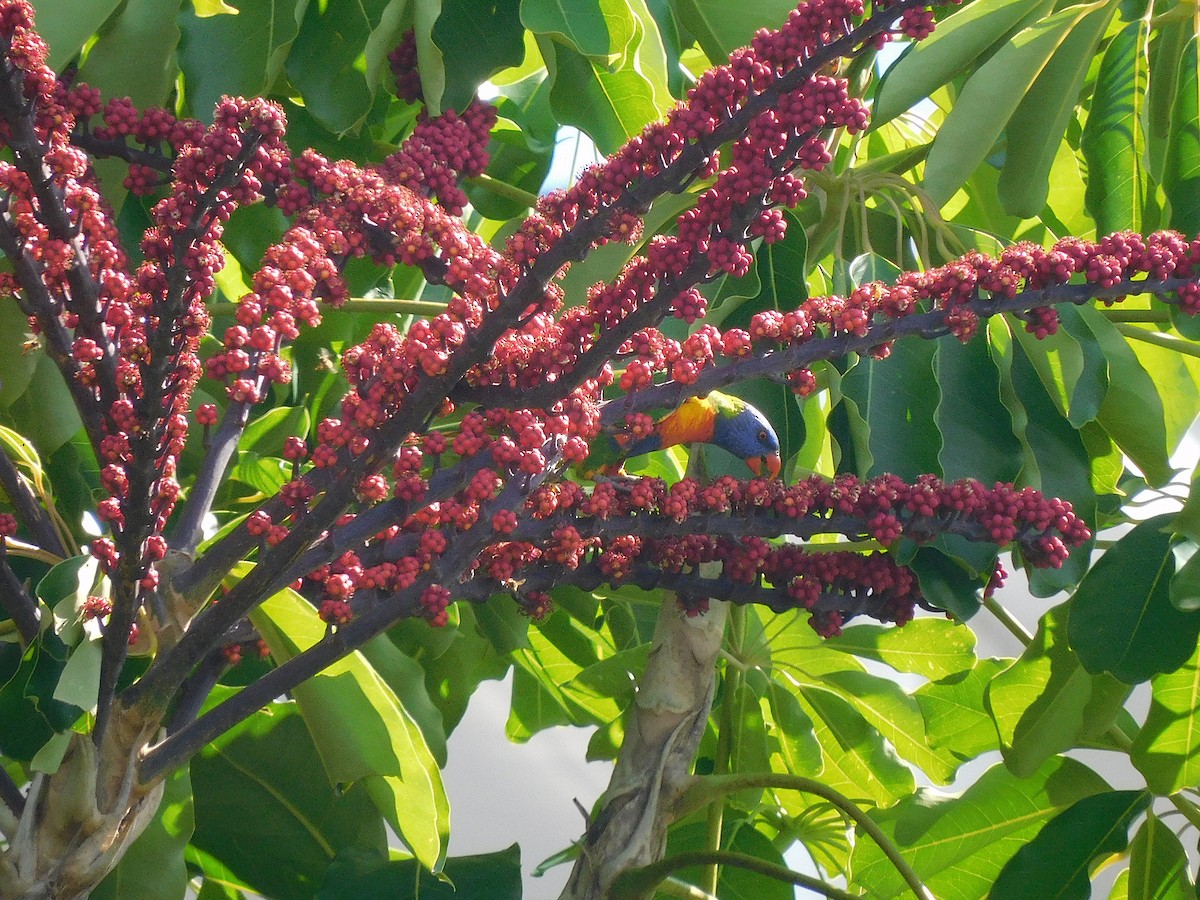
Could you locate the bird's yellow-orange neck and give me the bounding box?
[655,396,717,449]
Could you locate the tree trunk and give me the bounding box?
[561,570,727,899]
[0,706,163,899]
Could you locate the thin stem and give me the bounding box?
[0,763,24,819]
[610,850,859,900]
[675,773,933,900]
[982,595,1035,644]
[0,548,40,644]
[705,606,744,893]
[0,444,70,558]
[467,172,540,207]
[1114,323,1200,359]
[207,297,451,318]
[1102,308,1171,323]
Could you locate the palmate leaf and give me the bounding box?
[1081,20,1150,235]
[178,0,307,123]
[245,571,449,872]
[1125,812,1195,899]
[1069,515,1200,685]
[1130,637,1200,795]
[431,0,525,112]
[922,3,1099,208]
[849,757,1109,899]
[824,618,976,682]
[189,694,388,900]
[915,658,1008,764]
[543,0,671,154]
[871,0,1052,126]
[985,604,1128,778]
[990,790,1149,900]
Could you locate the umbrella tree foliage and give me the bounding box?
[0,0,1199,896]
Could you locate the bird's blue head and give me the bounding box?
[712,401,782,478]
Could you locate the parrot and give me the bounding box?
[580,391,782,479]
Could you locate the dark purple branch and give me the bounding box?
[0,443,69,557]
[0,761,24,817]
[169,399,254,556]
[601,276,1194,424]
[69,129,174,173]
[140,455,556,782]
[164,648,229,736]
[0,548,39,644]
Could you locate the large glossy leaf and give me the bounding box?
[432,0,525,112]
[1163,35,1200,236]
[544,0,671,155]
[285,0,406,133]
[521,0,612,60]
[6,355,84,457]
[317,845,522,899]
[1126,812,1195,898]
[248,576,449,871]
[93,767,194,900]
[872,0,1051,126]
[824,619,975,681]
[1069,515,1200,685]
[820,668,957,784]
[764,679,822,777]
[178,0,308,121]
[1080,20,1149,234]
[669,0,799,64]
[839,338,941,481]
[1130,637,1200,795]
[997,3,1113,217]
[934,337,1021,484]
[76,0,181,109]
[985,603,1122,777]
[189,696,387,900]
[28,0,123,69]
[922,4,1095,207]
[850,757,1108,899]
[1064,304,1173,487]
[990,790,1149,900]
[915,658,1007,764]
[0,302,37,409]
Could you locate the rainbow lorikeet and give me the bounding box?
[581,391,782,479]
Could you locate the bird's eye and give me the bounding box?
[757,429,768,442]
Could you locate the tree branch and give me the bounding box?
[610,850,860,900]
[0,443,69,558]
[0,547,39,644]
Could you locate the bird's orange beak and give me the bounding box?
[747,453,782,479]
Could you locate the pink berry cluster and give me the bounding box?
[291,471,1087,635]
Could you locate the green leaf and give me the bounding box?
[906,547,983,621]
[249,575,449,871]
[93,767,194,900]
[544,0,671,155]
[5,355,84,457]
[178,0,307,121]
[915,658,1008,763]
[667,0,797,63]
[1080,20,1149,234]
[997,3,1113,217]
[820,669,957,784]
[317,845,522,899]
[765,679,822,776]
[872,0,1051,126]
[0,300,38,408]
[824,619,975,681]
[1130,637,1200,795]
[521,0,612,60]
[985,604,1098,777]
[1069,515,1200,684]
[358,636,448,766]
[922,4,1094,207]
[850,757,1108,899]
[1070,297,1173,487]
[286,0,406,133]
[228,452,290,495]
[432,0,525,112]
[934,338,1022,484]
[1163,35,1200,235]
[238,406,312,457]
[990,790,1149,900]
[662,821,794,900]
[189,696,387,900]
[1127,812,1195,899]
[76,0,181,109]
[839,338,941,481]
[28,0,123,69]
